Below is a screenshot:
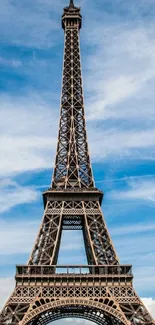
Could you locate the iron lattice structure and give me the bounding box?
[0,1,154,325]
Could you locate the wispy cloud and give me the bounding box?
[109,220,155,296]
[0,179,39,213]
[0,57,22,68]
[0,220,86,262]
[142,298,155,318]
[0,218,38,255]
[0,277,15,309]
[115,234,155,260]
[0,0,155,179]
[134,267,155,296]
[96,175,155,184]
[1,93,155,179]
[109,179,155,202]
[89,128,155,161]
[85,21,155,122]
[62,320,96,324]
[0,0,60,48]
[111,221,155,236]
[0,94,57,176]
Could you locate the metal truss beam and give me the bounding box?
[0,1,154,325]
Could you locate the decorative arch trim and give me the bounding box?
[21,297,130,325]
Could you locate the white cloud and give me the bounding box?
[0,219,38,255]
[1,2,155,178]
[111,221,155,236]
[109,223,155,295]
[0,277,15,310]
[1,135,54,175]
[89,128,155,161]
[0,96,155,176]
[112,234,155,295]
[55,320,95,324]
[83,15,155,170]
[1,93,155,178]
[133,267,155,297]
[97,175,155,184]
[109,179,155,201]
[0,56,21,67]
[142,298,155,318]
[0,94,57,176]
[0,179,39,213]
[0,0,60,48]
[85,23,155,122]
[0,221,86,260]
[115,234,155,260]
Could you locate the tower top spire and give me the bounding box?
[62,0,82,30]
[69,0,75,8]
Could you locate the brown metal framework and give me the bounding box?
[52,3,94,190]
[0,1,154,325]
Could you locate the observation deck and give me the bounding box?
[15,265,133,287]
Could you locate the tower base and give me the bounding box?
[0,265,153,325]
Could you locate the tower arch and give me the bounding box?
[22,298,129,325]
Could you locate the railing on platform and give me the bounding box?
[16,265,132,276]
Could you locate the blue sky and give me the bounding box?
[0,0,155,322]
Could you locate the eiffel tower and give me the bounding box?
[0,1,154,324]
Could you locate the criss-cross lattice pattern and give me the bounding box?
[1,283,153,325]
[28,199,118,266]
[52,26,94,189]
[0,1,154,325]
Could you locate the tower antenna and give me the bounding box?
[69,0,75,7]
